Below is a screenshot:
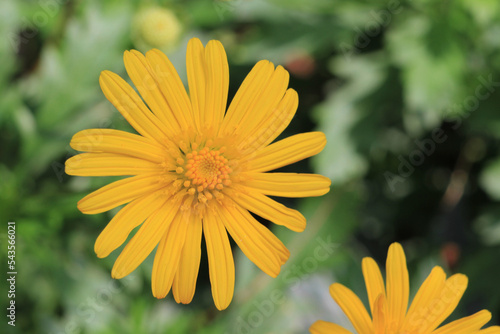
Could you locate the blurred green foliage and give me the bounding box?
[1,0,500,333]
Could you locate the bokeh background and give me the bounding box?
[2,0,500,333]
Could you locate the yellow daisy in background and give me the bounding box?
[310,242,500,334]
[66,37,330,310]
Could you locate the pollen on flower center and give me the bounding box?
[175,142,232,204]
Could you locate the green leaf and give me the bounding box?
[387,15,467,134]
[479,158,500,200]
[313,53,387,183]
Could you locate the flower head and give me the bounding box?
[66,37,330,310]
[132,6,182,51]
[310,242,500,334]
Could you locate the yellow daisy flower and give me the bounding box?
[310,242,500,334]
[66,37,330,310]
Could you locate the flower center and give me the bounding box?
[175,143,232,204]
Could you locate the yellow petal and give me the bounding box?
[246,132,327,173]
[361,257,386,316]
[204,40,229,130]
[145,48,192,130]
[401,266,446,332]
[123,50,182,135]
[309,320,354,334]
[70,129,164,163]
[330,283,373,334]
[218,203,286,277]
[172,214,203,304]
[433,310,491,334]
[65,153,161,176]
[77,174,168,214]
[235,65,289,143]
[243,172,331,198]
[152,212,190,299]
[186,37,206,129]
[372,294,387,334]
[203,211,235,310]
[238,88,298,152]
[227,205,290,264]
[231,187,306,232]
[479,326,500,334]
[418,273,468,333]
[386,242,409,331]
[220,60,274,135]
[94,191,166,258]
[99,70,167,141]
[111,198,179,279]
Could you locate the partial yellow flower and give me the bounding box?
[66,37,330,310]
[310,242,500,334]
